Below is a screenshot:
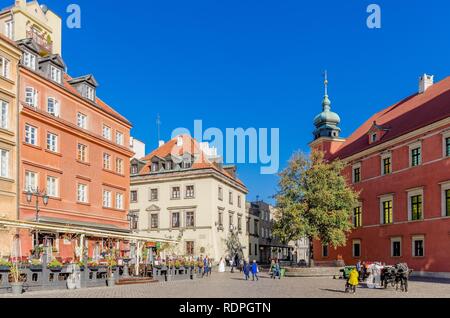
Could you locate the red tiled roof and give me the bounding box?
[63,74,131,126]
[331,76,450,160]
[140,135,247,189]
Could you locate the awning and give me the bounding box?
[33,217,130,233]
[0,218,178,244]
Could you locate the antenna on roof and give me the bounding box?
[156,114,161,146]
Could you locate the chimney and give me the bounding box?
[419,74,434,94]
[158,140,165,147]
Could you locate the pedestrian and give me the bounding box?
[345,267,359,294]
[202,256,209,277]
[269,259,276,278]
[251,260,259,281]
[243,260,250,280]
[356,260,361,280]
[239,259,244,273]
[208,258,213,277]
[274,260,281,279]
[230,256,234,273]
[218,257,225,273]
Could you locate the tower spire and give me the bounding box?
[324,70,328,96]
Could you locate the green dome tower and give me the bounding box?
[313,71,342,140]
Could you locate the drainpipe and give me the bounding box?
[15,63,21,242]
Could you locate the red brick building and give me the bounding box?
[310,74,450,277]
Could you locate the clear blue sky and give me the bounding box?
[14,0,450,203]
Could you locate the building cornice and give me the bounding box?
[131,168,248,194]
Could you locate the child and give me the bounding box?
[346,267,359,294]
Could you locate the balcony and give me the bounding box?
[26,30,53,54]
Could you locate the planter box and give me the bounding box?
[29,265,43,271]
[49,266,62,272]
[88,266,99,271]
[0,266,10,272]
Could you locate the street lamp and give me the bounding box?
[26,187,49,223]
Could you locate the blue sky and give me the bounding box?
[11,0,450,203]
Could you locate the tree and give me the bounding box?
[273,150,359,266]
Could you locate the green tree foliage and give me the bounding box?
[273,150,359,264]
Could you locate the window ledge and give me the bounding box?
[45,149,62,157]
[0,176,14,183]
[76,160,90,166]
[0,127,14,136]
[76,202,90,206]
[22,142,41,150]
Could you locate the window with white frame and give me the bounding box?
[391,237,402,257]
[352,239,361,258]
[47,97,59,117]
[150,188,158,201]
[25,124,37,145]
[116,158,123,174]
[77,143,88,162]
[185,211,195,228]
[130,190,138,203]
[381,152,392,175]
[5,20,13,39]
[77,112,87,129]
[0,56,10,78]
[409,142,422,167]
[443,132,450,158]
[77,184,88,203]
[380,195,394,225]
[50,66,62,83]
[441,182,450,217]
[115,132,124,145]
[46,132,58,152]
[115,193,124,210]
[102,125,111,140]
[171,186,181,199]
[408,188,424,221]
[103,190,112,208]
[412,235,425,257]
[25,171,37,191]
[185,185,195,198]
[0,149,9,178]
[352,163,361,183]
[46,176,58,198]
[86,86,95,101]
[25,87,38,107]
[103,153,111,170]
[23,51,36,70]
[1,100,8,129]
[150,213,159,229]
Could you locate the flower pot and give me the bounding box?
[11,282,23,295]
[88,266,99,271]
[0,266,10,272]
[49,266,63,272]
[29,265,43,272]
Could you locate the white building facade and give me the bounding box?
[129,135,249,262]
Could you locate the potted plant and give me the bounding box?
[87,261,99,271]
[174,260,181,269]
[0,259,12,272]
[9,263,24,295]
[76,260,85,271]
[29,259,43,271]
[48,259,63,272]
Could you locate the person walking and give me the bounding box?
[251,260,259,281]
[346,267,359,294]
[274,260,281,279]
[269,260,276,278]
[208,258,213,277]
[202,256,209,277]
[218,257,225,273]
[243,260,250,280]
[356,260,362,281]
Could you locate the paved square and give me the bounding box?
[1,271,450,298]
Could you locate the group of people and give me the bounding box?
[200,255,213,277]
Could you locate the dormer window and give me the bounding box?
[50,65,62,83]
[371,133,377,143]
[151,162,159,172]
[23,51,36,70]
[86,86,95,101]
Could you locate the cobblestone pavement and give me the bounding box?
[2,271,450,298]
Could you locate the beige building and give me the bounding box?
[0,33,21,256]
[0,0,62,56]
[130,135,249,261]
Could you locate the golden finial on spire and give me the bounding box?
[323,70,328,96]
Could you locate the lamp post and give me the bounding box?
[26,187,49,223]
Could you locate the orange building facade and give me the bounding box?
[310,75,450,277]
